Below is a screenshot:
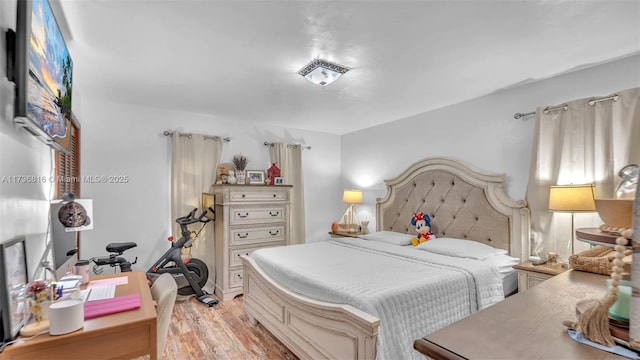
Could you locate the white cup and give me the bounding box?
[73,259,90,285]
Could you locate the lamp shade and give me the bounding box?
[548,184,596,212]
[343,189,363,204]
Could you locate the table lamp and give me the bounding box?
[548,184,596,256]
[341,189,363,232]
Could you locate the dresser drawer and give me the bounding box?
[230,189,289,202]
[229,268,244,288]
[230,206,286,225]
[230,224,286,246]
[230,243,285,267]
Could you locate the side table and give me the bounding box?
[513,260,569,291]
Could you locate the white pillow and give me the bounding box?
[359,231,414,246]
[416,238,507,260]
[484,254,520,274]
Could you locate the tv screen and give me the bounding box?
[14,0,73,153]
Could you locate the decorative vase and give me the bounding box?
[236,170,246,185]
[26,280,49,323]
[360,221,370,234]
[21,280,50,336]
[227,170,237,185]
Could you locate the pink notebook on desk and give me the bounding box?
[84,294,141,319]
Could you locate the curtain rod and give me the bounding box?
[264,141,312,150]
[587,94,619,106]
[513,104,568,119]
[163,131,231,142]
[513,93,619,119]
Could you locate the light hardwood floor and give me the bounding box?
[162,295,299,360]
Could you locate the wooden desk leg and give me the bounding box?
[151,323,158,360]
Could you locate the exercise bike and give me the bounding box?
[89,243,138,274]
[147,208,218,307]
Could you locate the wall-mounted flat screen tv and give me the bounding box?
[13,0,73,153]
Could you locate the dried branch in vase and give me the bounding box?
[232,154,248,171]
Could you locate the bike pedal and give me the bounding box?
[198,295,219,307]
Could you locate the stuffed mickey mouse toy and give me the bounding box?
[410,212,434,246]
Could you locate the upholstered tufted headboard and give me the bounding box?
[376,157,530,260]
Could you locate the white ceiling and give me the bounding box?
[58,0,640,135]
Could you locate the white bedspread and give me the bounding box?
[251,239,505,360]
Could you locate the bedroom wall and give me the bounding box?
[77,99,342,270]
[0,0,52,280]
[342,54,640,231]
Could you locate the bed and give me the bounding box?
[241,157,530,360]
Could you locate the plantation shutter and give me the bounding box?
[56,122,80,199]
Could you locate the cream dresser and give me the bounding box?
[211,184,292,301]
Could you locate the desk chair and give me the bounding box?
[151,273,178,357]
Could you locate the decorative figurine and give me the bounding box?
[267,163,281,186]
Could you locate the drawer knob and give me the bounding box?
[269,230,280,236]
[269,211,280,216]
[237,233,249,239]
[242,194,246,198]
[236,273,243,280]
[238,212,249,218]
[273,194,276,197]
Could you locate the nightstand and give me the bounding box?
[328,231,364,238]
[513,261,569,291]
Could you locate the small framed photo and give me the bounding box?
[247,170,265,185]
[0,236,28,341]
[274,177,285,185]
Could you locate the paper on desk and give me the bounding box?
[55,279,80,289]
[79,289,90,302]
[87,276,129,289]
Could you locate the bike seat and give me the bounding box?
[106,242,137,254]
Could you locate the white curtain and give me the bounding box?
[269,143,306,244]
[527,87,640,261]
[171,133,223,291]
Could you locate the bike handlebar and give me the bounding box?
[176,208,211,226]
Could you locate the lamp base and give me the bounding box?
[337,223,360,232]
[20,320,49,336]
[340,205,359,228]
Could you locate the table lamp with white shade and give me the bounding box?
[340,189,363,232]
[548,184,597,257]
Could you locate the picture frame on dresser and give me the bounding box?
[247,170,265,185]
[0,235,28,344]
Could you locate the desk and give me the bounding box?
[414,270,629,359]
[3,271,157,360]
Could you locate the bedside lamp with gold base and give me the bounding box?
[339,189,363,233]
[548,184,597,259]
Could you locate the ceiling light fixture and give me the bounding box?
[297,59,349,86]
